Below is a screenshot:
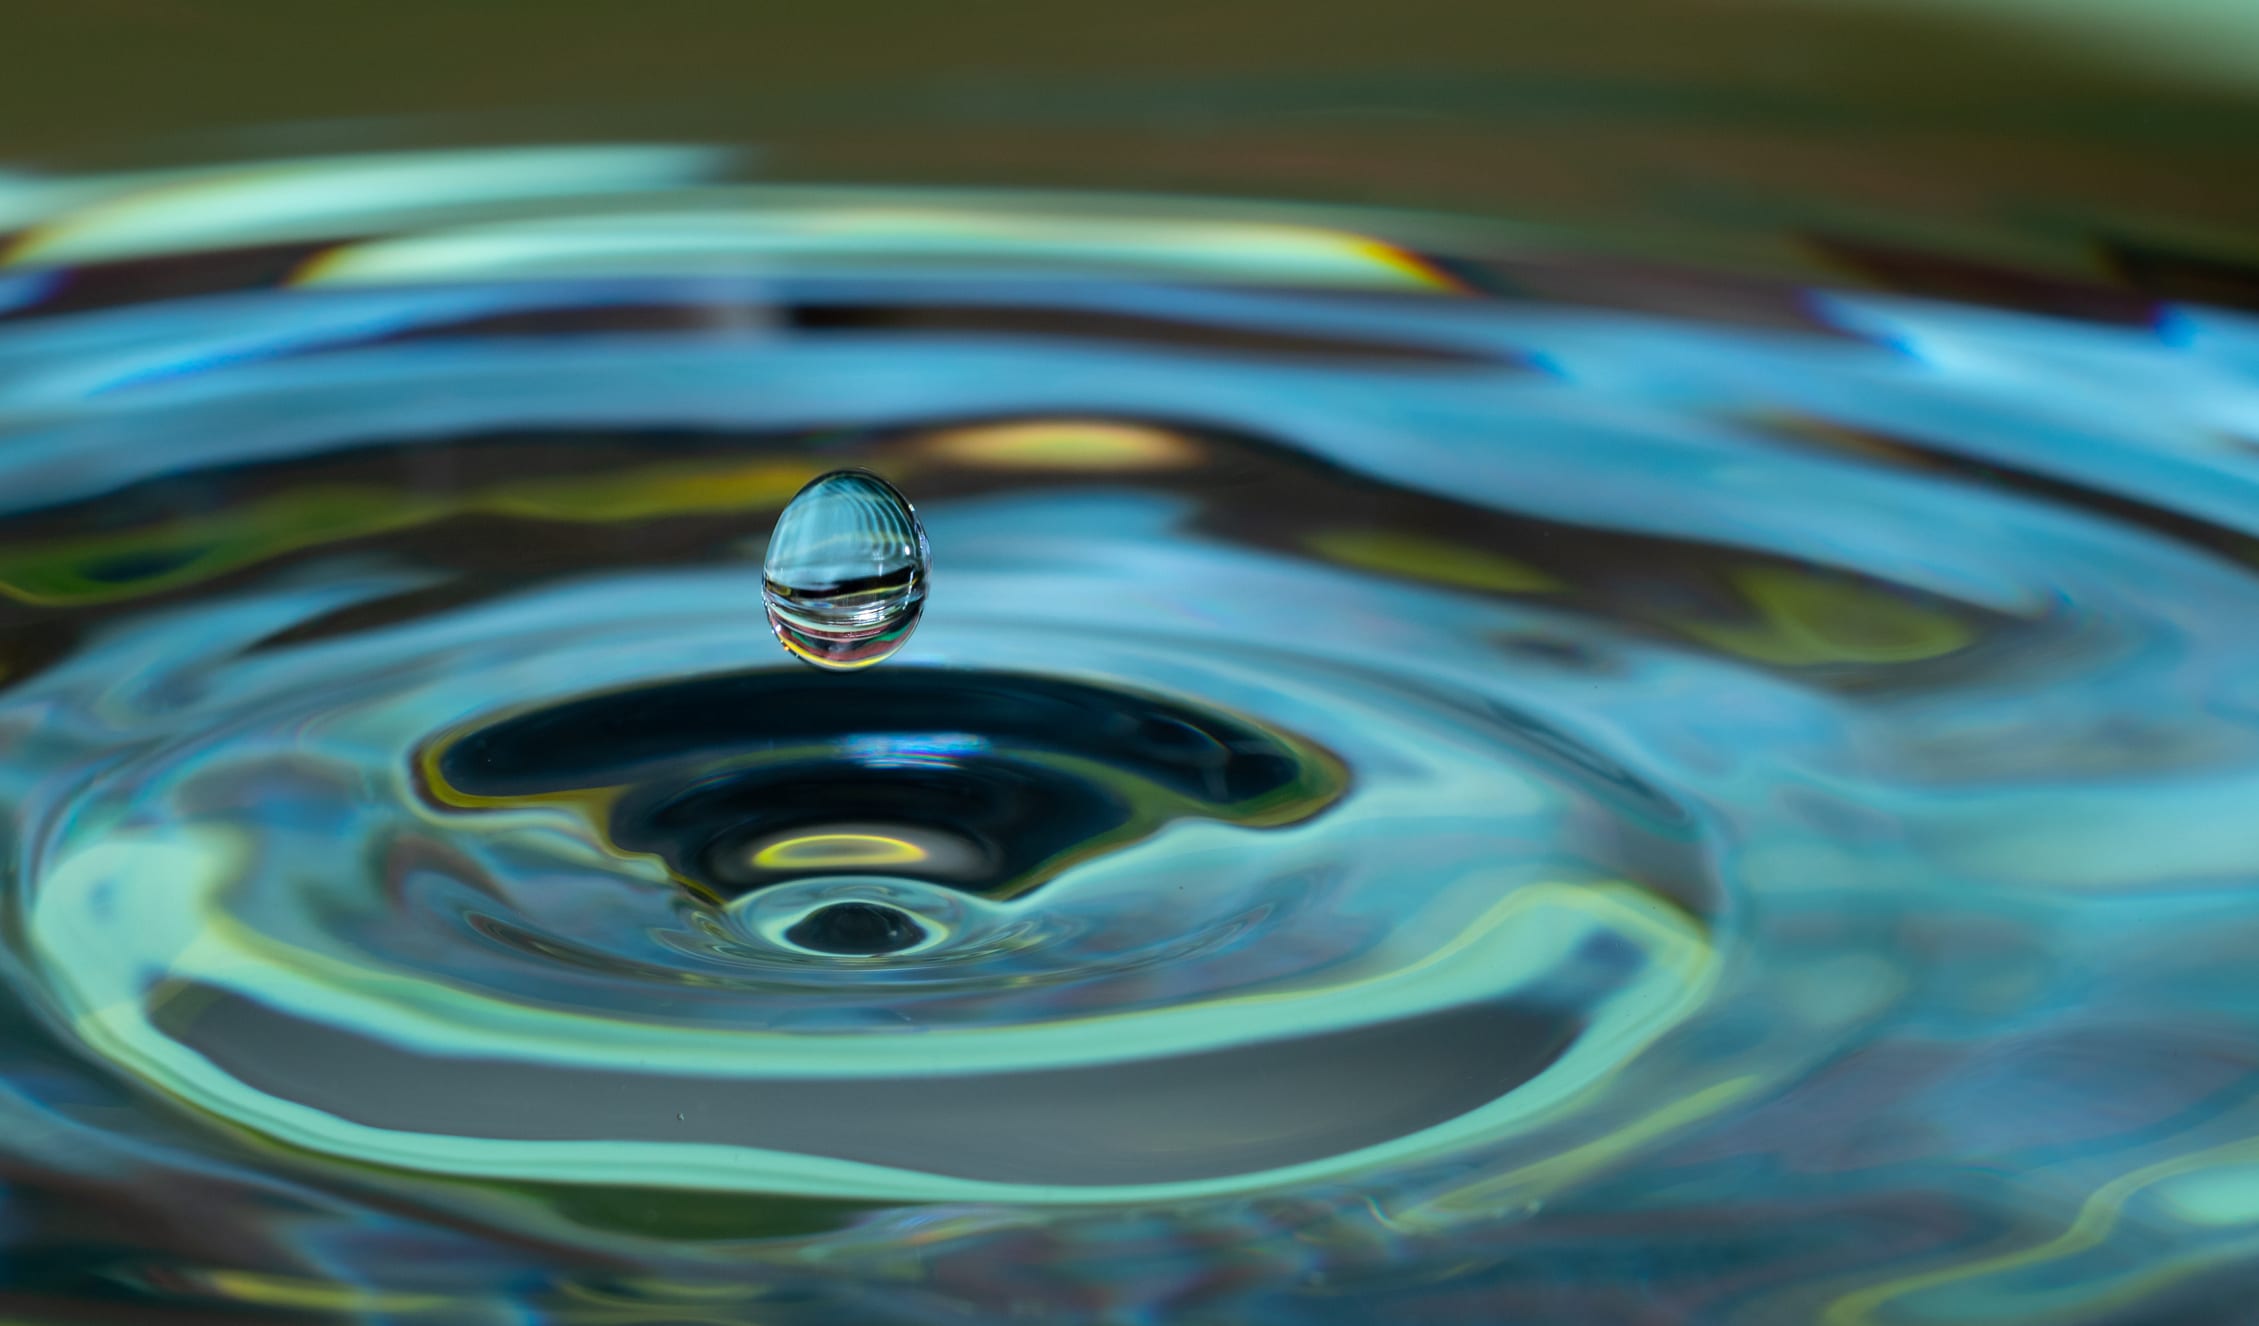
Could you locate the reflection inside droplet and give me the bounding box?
[785,902,927,955]
[762,469,929,671]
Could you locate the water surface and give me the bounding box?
[4,145,2259,1324]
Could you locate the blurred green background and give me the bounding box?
[10,1,2259,296]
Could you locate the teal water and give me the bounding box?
[4,145,2259,1324]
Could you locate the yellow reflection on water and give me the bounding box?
[922,419,1203,471]
[752,833,929,870]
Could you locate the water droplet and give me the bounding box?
[786,902,926,955]
[763,469,929,671]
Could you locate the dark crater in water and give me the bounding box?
[786,902,926,955]
[427,669,1350,900]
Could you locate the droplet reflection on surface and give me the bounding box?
[785,902,926,955]
[762,469,929,671]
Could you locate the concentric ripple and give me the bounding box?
[22,591,1714,1200]
[5,145,2259,1323]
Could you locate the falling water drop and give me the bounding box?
[762,469,930,671]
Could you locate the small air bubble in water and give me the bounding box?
[763,469,929,671]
